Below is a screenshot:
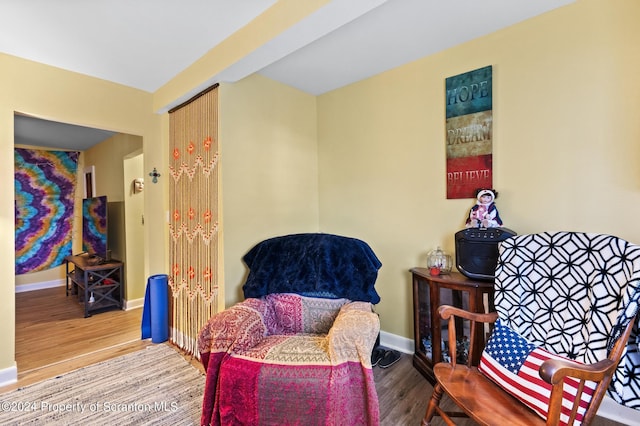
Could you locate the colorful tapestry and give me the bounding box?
[168,85,220,355]
[14,148,79,274]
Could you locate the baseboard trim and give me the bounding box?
[379,330,413,354]
[0,364,17,387]
[15,282,145,313]
[124,297,144,310]
[15,279,65,293]
[598,396,640,424]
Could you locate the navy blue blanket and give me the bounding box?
[242,233,382,304]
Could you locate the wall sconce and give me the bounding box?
[149,167,161,183]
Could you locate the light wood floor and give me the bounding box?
[1,286,629,425]
[3,286,154,392]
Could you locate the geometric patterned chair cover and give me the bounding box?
[495,232,640,409]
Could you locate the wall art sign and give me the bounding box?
[445,65,493,199]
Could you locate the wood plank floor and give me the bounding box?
[2,286,629,425]
[373,351,627,425]
[3,286,152,392]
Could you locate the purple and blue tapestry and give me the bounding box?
[14,148,79,275]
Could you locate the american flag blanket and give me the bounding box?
[484,232,640,421]
[198,294,380,426]
[479,320,597,425]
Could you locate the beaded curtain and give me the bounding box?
[168,86,220,355]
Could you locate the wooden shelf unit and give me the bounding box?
[411,268,494,384]
[65,254,124,318]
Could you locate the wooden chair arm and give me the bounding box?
[437,305,498,367]
[540,358,616,384]
[438,305,499,323]
[539,357,618,425]
[541,319,635,426]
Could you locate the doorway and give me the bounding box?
[13,113,145,374]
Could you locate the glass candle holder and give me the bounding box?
[427,246,452,275]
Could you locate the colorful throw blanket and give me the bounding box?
[198,294,380,425]
[14,148,79,274]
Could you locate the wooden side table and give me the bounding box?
[65,254,124,318]
[411,268,495,384]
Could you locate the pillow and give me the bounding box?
[478,319,597,426]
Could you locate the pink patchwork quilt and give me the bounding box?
[198,294,380,425]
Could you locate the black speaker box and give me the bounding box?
[455,227,517,280]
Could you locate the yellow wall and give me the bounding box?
[84,134,144,300]
[0,54,162,375]
[123,152,146,301]
[84,133,143,203]
[219,74,319,306]
[317,0,640,339]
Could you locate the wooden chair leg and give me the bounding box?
[422,383,445,426]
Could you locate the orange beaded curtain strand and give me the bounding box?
[168,84,220,355]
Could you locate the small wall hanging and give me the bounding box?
[149,167,161,183]
[133,178,144,193]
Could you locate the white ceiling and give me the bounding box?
[14,114,117,151]
[2,0,574,150]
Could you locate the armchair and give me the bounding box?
[423,232,640,425]
[198,233,382,426]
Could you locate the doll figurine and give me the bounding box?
[466,188,503,228]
